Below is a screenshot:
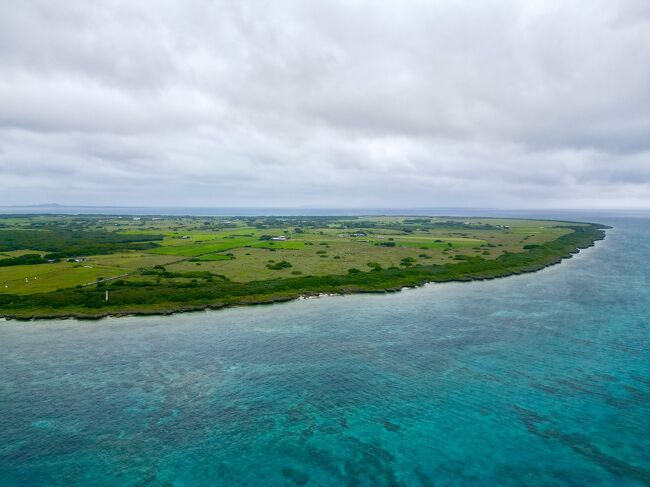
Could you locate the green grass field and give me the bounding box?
[0,215,605,317]
[190,254,232,261]
[148,237,259,256]
[0,262,125,294]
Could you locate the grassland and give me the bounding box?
[0,214,607,319]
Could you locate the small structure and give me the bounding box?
[350,232,367,237]
[271,236,287,241]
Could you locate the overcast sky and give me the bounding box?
[0,1,648,208]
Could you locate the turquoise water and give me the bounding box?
[1,215,649,486]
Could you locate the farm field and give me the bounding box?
[0,214,606,318]
[0,262,125,294]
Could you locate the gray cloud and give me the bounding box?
[0,0,649,208]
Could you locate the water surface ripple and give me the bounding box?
[1,215,649,486]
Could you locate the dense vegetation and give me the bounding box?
[0,220,606,319]
[0,254,48,267]
[0,229,162,258]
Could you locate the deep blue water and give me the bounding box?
[1,213,649,486]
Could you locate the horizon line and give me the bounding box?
[1,204,650,212]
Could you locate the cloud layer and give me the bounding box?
[1,0,649,208]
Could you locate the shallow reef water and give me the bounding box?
[1,214,649,486]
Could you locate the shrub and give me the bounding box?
[0,253,48,267]
[267,260,292,270]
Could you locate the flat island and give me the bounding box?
[0,215,607,320]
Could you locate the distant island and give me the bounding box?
[0,215,608,320]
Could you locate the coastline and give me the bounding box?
[0,225,608,322]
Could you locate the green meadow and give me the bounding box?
[149,238,258,256]
[0,214,607,318]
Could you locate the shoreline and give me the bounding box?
[0,229,606,322]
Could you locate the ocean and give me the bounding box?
[0,211,649,485]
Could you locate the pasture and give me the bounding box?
[0,214,586,295]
